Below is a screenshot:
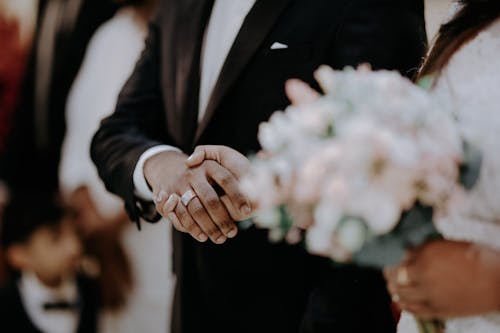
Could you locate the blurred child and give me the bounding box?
[0,195,99,333]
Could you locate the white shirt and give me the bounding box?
[19,272,79,333]
[133,0,256,199]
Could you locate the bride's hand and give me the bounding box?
[384,240,500,319]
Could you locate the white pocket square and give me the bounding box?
[270,42,288,50]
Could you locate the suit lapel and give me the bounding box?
[194,0,292,142]
[173,0,214,147]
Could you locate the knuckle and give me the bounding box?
[221,219,235,231]
[190,203,206,217]
[235,192,247,204]
[184,221,198,233]
[176,207,189,220]
[219,174,232,187]
[206,226,221,238]
[156,203,164,214]
[206,196,220,211]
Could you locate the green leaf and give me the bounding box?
[352,205,441,269]
[279,206,294,231]
[460,141,482,190]
[417,75,434,90]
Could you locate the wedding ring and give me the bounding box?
[181,189,197,206]
[396,266,411,286]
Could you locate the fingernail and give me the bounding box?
[166,194,176,206]
[187,154,194,162]
[168,213,177,223]
[198,233,208,242]
[153,190,166,204]
[215,235,227,244]
[227,228,238,238]
[241,204,252,215]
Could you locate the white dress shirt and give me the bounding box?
[133,0,256,199]
[19,272,79,333]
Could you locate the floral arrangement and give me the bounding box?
[241,65,482,333]
[242,65,481,268]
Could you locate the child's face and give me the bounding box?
[14,219,83,285]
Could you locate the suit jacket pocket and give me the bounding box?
[261,45,313,65]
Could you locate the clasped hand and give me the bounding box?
[144,146,252,244]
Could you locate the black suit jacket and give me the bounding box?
[0,275,99,333]
[91,1,427,332]
[0,0,118,197]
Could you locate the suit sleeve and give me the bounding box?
[328,0,428,78]
[90,20,171,224]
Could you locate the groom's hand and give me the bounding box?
[186,145,254,221]
[144,151,249,244]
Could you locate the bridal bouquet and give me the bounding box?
[242,65,481,268]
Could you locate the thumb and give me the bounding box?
[186,146,221,168]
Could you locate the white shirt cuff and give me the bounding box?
[133,145,182,200]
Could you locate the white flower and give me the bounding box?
[254,207,282,229]
[305,225,333,257]
[258,111,294,153]
[336,218,367,254]
[313,199,342,232]
[293,143,342,204]
[249,65,465,263]
[347,187,401,235]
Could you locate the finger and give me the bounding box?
[153,189,169,214]
[174,201,209,243]
[162,193,179,215]
[206,162,252,219]
[186,146,214,168]
[220,195,250,221]
[184,196,227,244]
[166,212,188,233]
[401,302,436,319]
[160,193,184,232]
[406,300,443,321]
[190,177,238,238]
[285,79,320,106]
[187,146,250,179]
[395,285,427,304]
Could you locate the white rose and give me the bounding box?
[336,218,367,254]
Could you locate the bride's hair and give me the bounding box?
[419,0,500,78]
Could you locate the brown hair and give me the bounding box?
[419,0,500,79]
